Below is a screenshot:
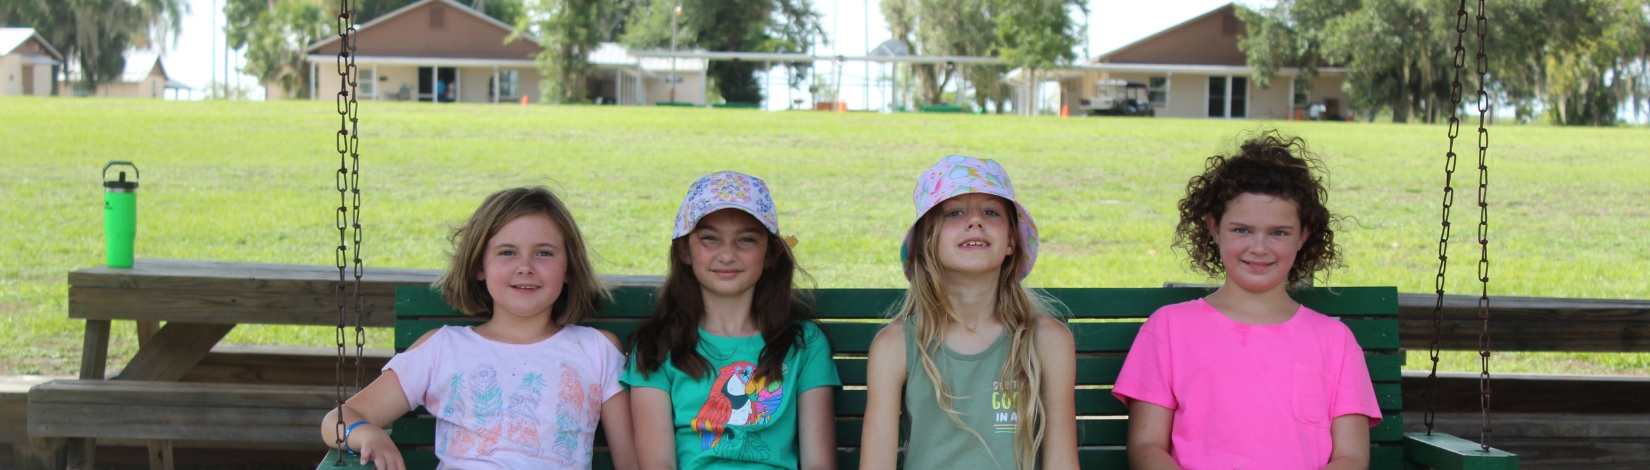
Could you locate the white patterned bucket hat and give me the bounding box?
[903,155,1039,279]
[673,171,780,239]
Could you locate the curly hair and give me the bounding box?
[1174,131,1340,287]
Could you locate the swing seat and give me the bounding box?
[318,284,1517,470]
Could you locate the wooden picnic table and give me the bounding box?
[65,258,437,384]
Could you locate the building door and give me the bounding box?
[418,67,458,102]
[1207,76,1249,118]
[21,65,33,95]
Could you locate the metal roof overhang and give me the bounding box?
[22,54,60,66]
[1006,63,1349,83]
[627,50,1005,65]
[304,55,538,67]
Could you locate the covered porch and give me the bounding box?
[307,56,542,104]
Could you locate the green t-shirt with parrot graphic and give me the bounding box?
[621,321,840,470]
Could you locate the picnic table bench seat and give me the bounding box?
[315,285,1517,470]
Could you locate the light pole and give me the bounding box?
[670,4,681,103]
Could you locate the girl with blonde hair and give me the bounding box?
[861,156,1078,470]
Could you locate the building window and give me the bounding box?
[1207,75,1248,118]
[1207,76,1225,117]
[357,68,375,98]
[1148,76,1167,106]
[1293,86,1309,108]
[496,70,518,99]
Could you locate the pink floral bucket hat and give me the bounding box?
[903,155,1039,279]
[673,171,780,239]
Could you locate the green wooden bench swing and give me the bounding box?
[315,1,1519,468]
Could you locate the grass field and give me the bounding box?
[2,97,1647,377]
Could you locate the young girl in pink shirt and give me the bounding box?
[1114,133,1382,470]
[320,187,638,470]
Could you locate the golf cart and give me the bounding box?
[1080,79,1154,116]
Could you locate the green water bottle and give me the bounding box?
[103,161,139,268]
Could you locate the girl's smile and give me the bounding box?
[1209,193,1308,294]
[935,193,1015,276]
[688,209,769,299]
[477,213,568,319]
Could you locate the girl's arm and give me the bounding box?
[859,321,908,470]
[319,329,438,470]
[599,329,639,470]
[1323,414,1371,470]
[601,391,640,470]
[796,386,836,470]
[1034,317,1079,469]
[1126,400,1183,470]
[630,386,678,470]
[319,369,413,470]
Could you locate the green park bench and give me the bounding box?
[319,284,1517,470]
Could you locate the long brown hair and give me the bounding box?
[435,186,609,324]
[630,223,818,382]
[894,201,1059,470]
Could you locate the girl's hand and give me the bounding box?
[353,426,405,470]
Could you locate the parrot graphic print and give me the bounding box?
[689,361,784,457]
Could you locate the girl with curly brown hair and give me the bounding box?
[1113,132,1382,470]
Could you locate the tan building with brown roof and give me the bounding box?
[0,28,62,97]
[1017,3,1351,120]
[304,0,706,105]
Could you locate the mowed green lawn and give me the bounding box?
[2,97,1646,377]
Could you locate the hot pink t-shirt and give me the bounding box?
[385,325,624,470]
[1112,299,1382,470]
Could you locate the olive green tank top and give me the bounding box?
[902,318,1022,470]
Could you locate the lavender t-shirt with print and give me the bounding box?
[386,325,624,469]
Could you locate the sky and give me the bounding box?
[162,0,1243,103]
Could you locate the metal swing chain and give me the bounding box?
[1423,0,1470,437]
[332,0,364,462]
[1424,0,1494,452]
[1470,0,1494,451]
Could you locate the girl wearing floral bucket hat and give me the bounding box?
[624,171,841,470]
[861,156,1079,470]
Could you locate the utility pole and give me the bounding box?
[211,0,217,99]
[670,3,680,103]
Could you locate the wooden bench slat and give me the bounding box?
[70,285,398,327]
[831,355,1402,385]
[819,320,1399,354]
[397,446,1410,470]
[30,402,322,441]
[390,409,1404,449]
[394,286,1401,320]
[29,380,337,409]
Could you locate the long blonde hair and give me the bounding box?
[894,203,1059,470]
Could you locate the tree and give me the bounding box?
[518,0,633,103]
[0,0,187,93]
[879,0,1081,112]
[881,0,995,106]
[228,0,330,99]
[1241,0,1650,125]
[621,0,825,104]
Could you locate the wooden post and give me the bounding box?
[136,320,158,346]
[62,319,111,470]
[147,440,174,470]
[16,437,66,470]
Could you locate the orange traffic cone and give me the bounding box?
[1060,105,1070,118]
[836,101,846,113]
[520,95,529,106]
